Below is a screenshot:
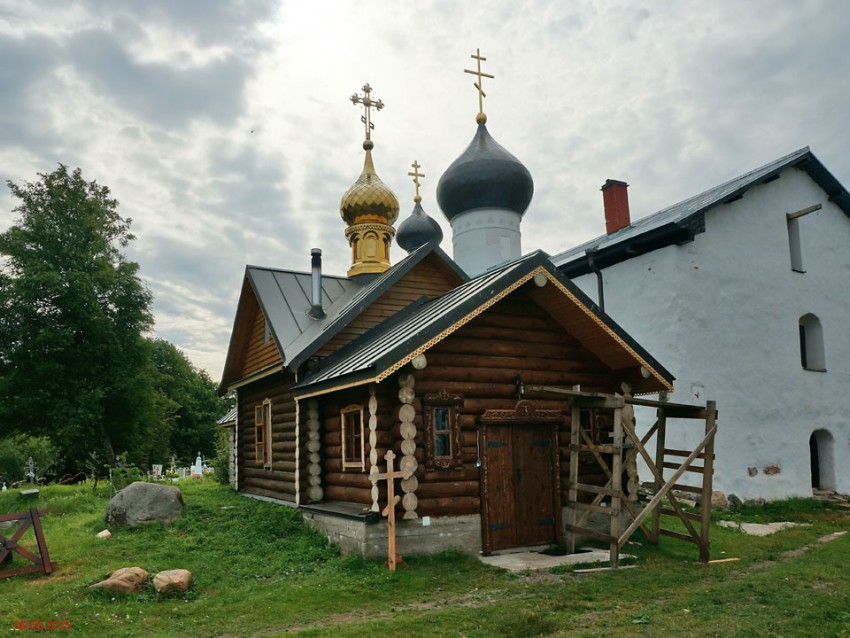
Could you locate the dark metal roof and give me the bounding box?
[281,242,465,371]
[246,266,356,360]
[292,250,674,398]
[217,407,237,425]
[436,122,534,220]
[396,201,444,252]
[552,147,850,276]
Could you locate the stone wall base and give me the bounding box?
[301,511,483,558]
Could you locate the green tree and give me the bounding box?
[0,165,153,466]
[147,338,227,464]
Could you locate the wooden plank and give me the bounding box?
[659,508,701,521]
[563,523,615,544]
[566,405,580,554]
[699,401,718,563]
[659,528,699,544]
[609,407,623,568]
[651,403,666,544]
[573,483,616,496]
[663,461,705,474]
[786,203,822,220]
[570,501,616,514]
[617,424,717,548]
[665,448,713,459]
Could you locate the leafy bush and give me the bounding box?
[110,452,145,492]
[0,433,56,484]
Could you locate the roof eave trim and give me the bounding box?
[224,364,285,393]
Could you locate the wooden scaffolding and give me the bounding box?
[533,386,718,567]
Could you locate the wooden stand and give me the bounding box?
[371,450,411,571]
[536,386,718,566]
[0,508,58,578]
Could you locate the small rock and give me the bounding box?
[763,464,781,476]
[747,467,758,477]
[745,497,766,507]
[153,569,193,593]
[96,529,112,540]
[711,491,728,510]
[727,494,744,508]
[89,567,148,594]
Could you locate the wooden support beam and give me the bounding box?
[786,203,822,220]
[617,423,717,549]
[699,401,718,562]
[566,405,580,555]
[609,407,623,568]
[563,523,615,544]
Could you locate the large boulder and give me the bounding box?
[106,481,183,526]
[89,566,149,594]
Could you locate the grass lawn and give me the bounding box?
[2,481,849,637]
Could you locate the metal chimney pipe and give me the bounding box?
[308,248,325,319]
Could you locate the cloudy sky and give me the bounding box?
[2,0,848,380]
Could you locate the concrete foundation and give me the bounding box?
[302,506,482,558]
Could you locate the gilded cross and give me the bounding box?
[350,83,385,143]
[370,450,411,571]
[464,48,494,122]
[408,161,425,203]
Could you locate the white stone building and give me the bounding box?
[552,147,850,501]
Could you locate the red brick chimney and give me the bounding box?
[601,179,631,235]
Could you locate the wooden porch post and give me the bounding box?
[699,400,717,562]
[650,395,668,545]
[609,407,623,568]
[566,404,580,554]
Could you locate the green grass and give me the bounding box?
[2,482,850,637]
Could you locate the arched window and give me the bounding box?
[799,314,826,371]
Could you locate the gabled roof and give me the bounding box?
[552,147,850,276]
[292,250,674,398]
[281,242,465,371]
[219,242,465,392]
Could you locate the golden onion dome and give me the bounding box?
[340,145,399,226]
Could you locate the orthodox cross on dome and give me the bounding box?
[408,160,425,203]
[350,83,384,148]
[464,48,494,124]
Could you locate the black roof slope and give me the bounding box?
[552,147,850,276]
[293,250,675,398]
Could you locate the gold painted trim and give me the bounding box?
[293,376,379,400]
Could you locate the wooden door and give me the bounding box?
[483,423,560,552]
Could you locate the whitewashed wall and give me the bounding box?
[569,167,850,500]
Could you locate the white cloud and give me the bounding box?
[2,0,849,380]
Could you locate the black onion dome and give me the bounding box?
[436,122,534,221]
[396,201,444,252]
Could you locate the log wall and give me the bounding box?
[317,286,626,519]
[240,306,282,379]
[237,372,299,501]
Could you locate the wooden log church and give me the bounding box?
[219,60,714,561]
